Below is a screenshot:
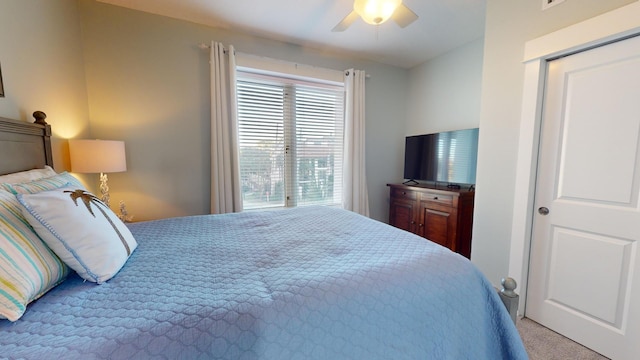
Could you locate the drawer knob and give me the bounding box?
[434,196,438,200]
[402,191,406,195]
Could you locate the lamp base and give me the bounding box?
[99,172,110,208]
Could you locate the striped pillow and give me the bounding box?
[2,172,85,194]
[0,190,69,321]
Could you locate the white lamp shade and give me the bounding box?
[69,139,127,174]
[354,0,402,25]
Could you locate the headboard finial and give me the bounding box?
[500,277,518,298]
[32,111,47,125]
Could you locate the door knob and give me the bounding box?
[538,207,550,215]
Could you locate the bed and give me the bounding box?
[0,114,527,359]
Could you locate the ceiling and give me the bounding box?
[96,0,487,69]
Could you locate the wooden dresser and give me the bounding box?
[387,183,475,258]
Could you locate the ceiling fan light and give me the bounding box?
[354,0,402,25]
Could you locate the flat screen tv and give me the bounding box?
[403,128,479,185]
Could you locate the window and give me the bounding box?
[237,71,344,210]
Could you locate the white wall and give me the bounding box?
[0,0,90,170]
[78,1,408,222]
[472,0,637,286]
[406,38,484,136]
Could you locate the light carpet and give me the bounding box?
[516,317,609,360]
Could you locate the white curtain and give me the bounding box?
[210,41,242,214]
[343,69,370,217]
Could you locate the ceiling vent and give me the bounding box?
[542,0,566,10]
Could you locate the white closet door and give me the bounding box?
[527,35,640,360]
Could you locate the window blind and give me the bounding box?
[237,72,344,210]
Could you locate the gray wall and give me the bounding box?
[0,0,90,171]
[78,1,408,222]
[406,38,484,136]
[472,0,637,285]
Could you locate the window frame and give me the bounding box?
[236,68,345,210]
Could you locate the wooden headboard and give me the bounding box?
[0,111,53,175]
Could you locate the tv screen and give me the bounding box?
[403,128,479,185]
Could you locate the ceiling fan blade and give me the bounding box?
[332,10,359,32]
[392,4,418,28]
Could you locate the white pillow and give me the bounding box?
[0,166,56,184]
[17,186,137,284]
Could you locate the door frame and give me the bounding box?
[509,1,640,314]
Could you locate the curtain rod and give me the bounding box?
[198,43,370,79]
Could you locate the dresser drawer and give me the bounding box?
[391,187,417,201]
[420,192,453,206]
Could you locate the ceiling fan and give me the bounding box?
[332,0,418,32]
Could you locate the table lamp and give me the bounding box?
[69,139,126,208]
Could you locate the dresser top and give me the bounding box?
[387,183,475,196]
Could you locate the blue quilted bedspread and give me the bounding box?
[1,206,527,359]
